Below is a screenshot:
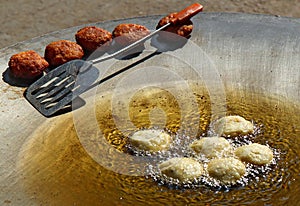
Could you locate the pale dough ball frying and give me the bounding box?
[207,157,246,184]
[159,157,204,182]
[189,137,232,159]
[213,115,254,137]
[235,143,273,165]
[128,129,172,152]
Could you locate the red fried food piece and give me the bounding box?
[156,12,193,38]
[44,40,84,67]
[75,26,112,53]
[8,50,49,79]
[112,23,150,47]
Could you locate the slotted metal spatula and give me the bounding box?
[25,3,203,117]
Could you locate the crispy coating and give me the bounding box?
[156,12,193,38]
[159,157,204,182]
[213,115,254,137]
[75,26,112,52]
[44,40,84,67]
[207,158,246,184]
[235,143,273,165]
[128,129,172,152]
[190,137,232,159]
[8,50,49,79]
[112,23,150,46]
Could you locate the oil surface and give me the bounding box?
[18,84,300,206]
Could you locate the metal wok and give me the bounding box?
[0,13,299,205]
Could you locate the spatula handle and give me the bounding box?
[170,3,204,25]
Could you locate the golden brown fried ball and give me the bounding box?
[8,50,49,79]
[112,23,150,47]
[235,143,273,165]
[44,40,84,67]
[75,26,112,53]
[159,157,204,182]
[207,158,246,185]
[190,137,232,159]
[213,115,254,137]
[128,129,172,152]
[156,12,193,38]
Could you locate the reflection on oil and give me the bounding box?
[17,84,300,205]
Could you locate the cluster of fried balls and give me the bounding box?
[8,14,193,80]
[129,115,274,185]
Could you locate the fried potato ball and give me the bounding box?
[44,40,84,67]
[8,50,49,79]
[235,143,273,165]
[128,129,172,152]
[112,23,150,47]
[213,115,254,137]
[75,26,112,53]
[207,157,246,184]
[156,12,193,38]
[190,137,232,159]
[159,157,204,182]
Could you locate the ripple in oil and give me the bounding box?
[17,84,300,205]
